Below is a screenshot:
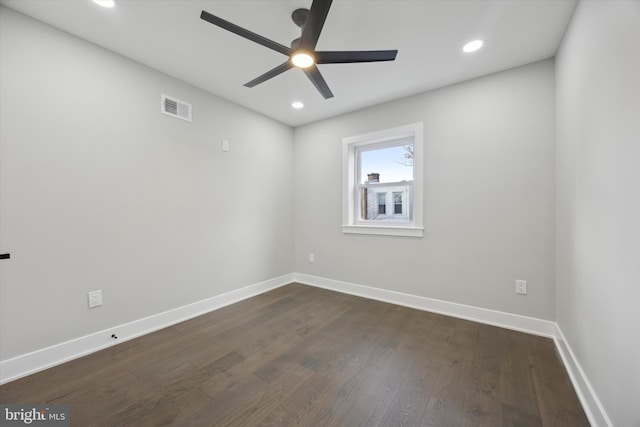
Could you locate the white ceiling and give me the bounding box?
[1,0,577,127]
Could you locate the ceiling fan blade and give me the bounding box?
[299,0,333,52]
[201,10,292,56]
[315,50,398,64]
[303,65,334,99]
[244,61,294,88]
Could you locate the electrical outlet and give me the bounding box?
[515,280,527,295]
[309,253,315,263]
[222,139,229,152]
[88,290,103,308]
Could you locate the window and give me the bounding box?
[342,122,424,237]
[393,192,403,214]
[377,193,387,215]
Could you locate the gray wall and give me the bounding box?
[0,7,294,360]
[294,59,556,320]
[555,1,640,426]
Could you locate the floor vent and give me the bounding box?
[161,94,192,122]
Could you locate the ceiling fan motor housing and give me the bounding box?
[292,8,310,28]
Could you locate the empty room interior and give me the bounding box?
[0,0,638,426]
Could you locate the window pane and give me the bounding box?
[360,144,413,184]
[357,143,413,222]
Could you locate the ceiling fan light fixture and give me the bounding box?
[291,51,315,68]
[462,39,484,53]
[92,0,115,8]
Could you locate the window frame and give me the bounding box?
[342,122,424,237]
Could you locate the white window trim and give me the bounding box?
[342,122,424,237]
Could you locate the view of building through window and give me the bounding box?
[358,143,414,221]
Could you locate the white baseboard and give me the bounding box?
[0,274,293,385]
[294,273,556,337]
[294,273,611,427]
[1,272,611,427]
[553,325,613,427]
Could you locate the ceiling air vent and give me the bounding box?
[161,94,192,122]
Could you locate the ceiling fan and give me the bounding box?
[200,0,398,99]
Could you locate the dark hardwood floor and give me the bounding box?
[0,283,589,426]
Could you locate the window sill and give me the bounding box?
[342,225,424,237]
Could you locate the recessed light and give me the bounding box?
[462,39,484,53]
[92,0,115,8]
[292,102,304,109]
